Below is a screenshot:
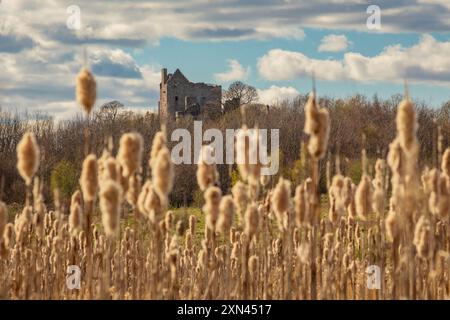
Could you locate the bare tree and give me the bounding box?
[95,100,124,122]
[223,81,258,106]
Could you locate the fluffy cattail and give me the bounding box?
[413,215,433,259]
[0,201,7,237]
[203,186,222,232]
[16,132,40,185]
[34,200,45,239]
[304,91,330,160]
[217,195,235,235]
[235,126,261,183]
[3,223,14,248]
[343,177,354,207]
[244,203,259,240]
[427,170,450,219]
[328,175,346,224]
[100,180,123,237]
[232,181,249,221]
[165,211,174,232]
[126,174,141,206]
[69,202,83,235]
[197,145,219,191]
[137,180,151,215]
[372,159,386,217]
[387,138,403,175]
[15,207,31,246]
[149,131,166,170]
[294,184,307,227]
[117,132,143,178]
[396,97,418,156]
[153,147,174,199]
[271,178,291,229]
[80,154,98,202]
[76,67,96,114]
[144,183,165,224]
[442,148,450,177]
[355,174,373,221]
[385,200,399,241]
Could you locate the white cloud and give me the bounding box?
[0,0,449,118]
[0,0,447,49]
[90,49,142,78]
[258,86,300,105]
[258,49,345,81]
[318,34,351,52]
[0,45,160,119]
[258,35,450,85]
[418,0,450,10]
[214,59,250,82]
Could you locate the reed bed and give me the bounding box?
[0,70,449,300]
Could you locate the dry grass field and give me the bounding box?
[0,68,449,300]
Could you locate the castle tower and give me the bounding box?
[158,68,222,119]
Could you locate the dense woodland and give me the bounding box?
[1,94,449,209]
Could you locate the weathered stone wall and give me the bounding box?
[159,69,221,118]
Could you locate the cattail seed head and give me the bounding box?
[355,174,373,221]
[126,174,141,207]
[100,180,123,237]
[17,132,40,185]
[413,215,434,260]
[232,181,249,220]
[0,201,7,237]
[428,172,450,219]
[304,91,330,160]
[328,175,346,224]
[203,186,222,232]
[385,203,399,242]
[396,97,418,156]
[149,131,166,169]
[137,180,151,215]
[80,154,98,202]
[244,203,259,240]
[217,195,235,235]
[3,223,14,248]
[153,147,174,199]
[294,184,307,227]
[271,178,291,229]
[235,126,261,183]
[442,148,450,177]
[372,159,386,217]
[76,67,96,114]
[34,200,45,239]
[117,133,143,178]
[197,145,219,191]
[69,202,83,235]
[144,183,166,224]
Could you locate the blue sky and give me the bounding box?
[0,0,449,119]
[134,31,449,106]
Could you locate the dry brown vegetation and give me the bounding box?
[1,68,450,300]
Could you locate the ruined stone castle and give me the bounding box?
[158,68,222,119]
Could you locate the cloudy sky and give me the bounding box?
[0,0,449,120]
